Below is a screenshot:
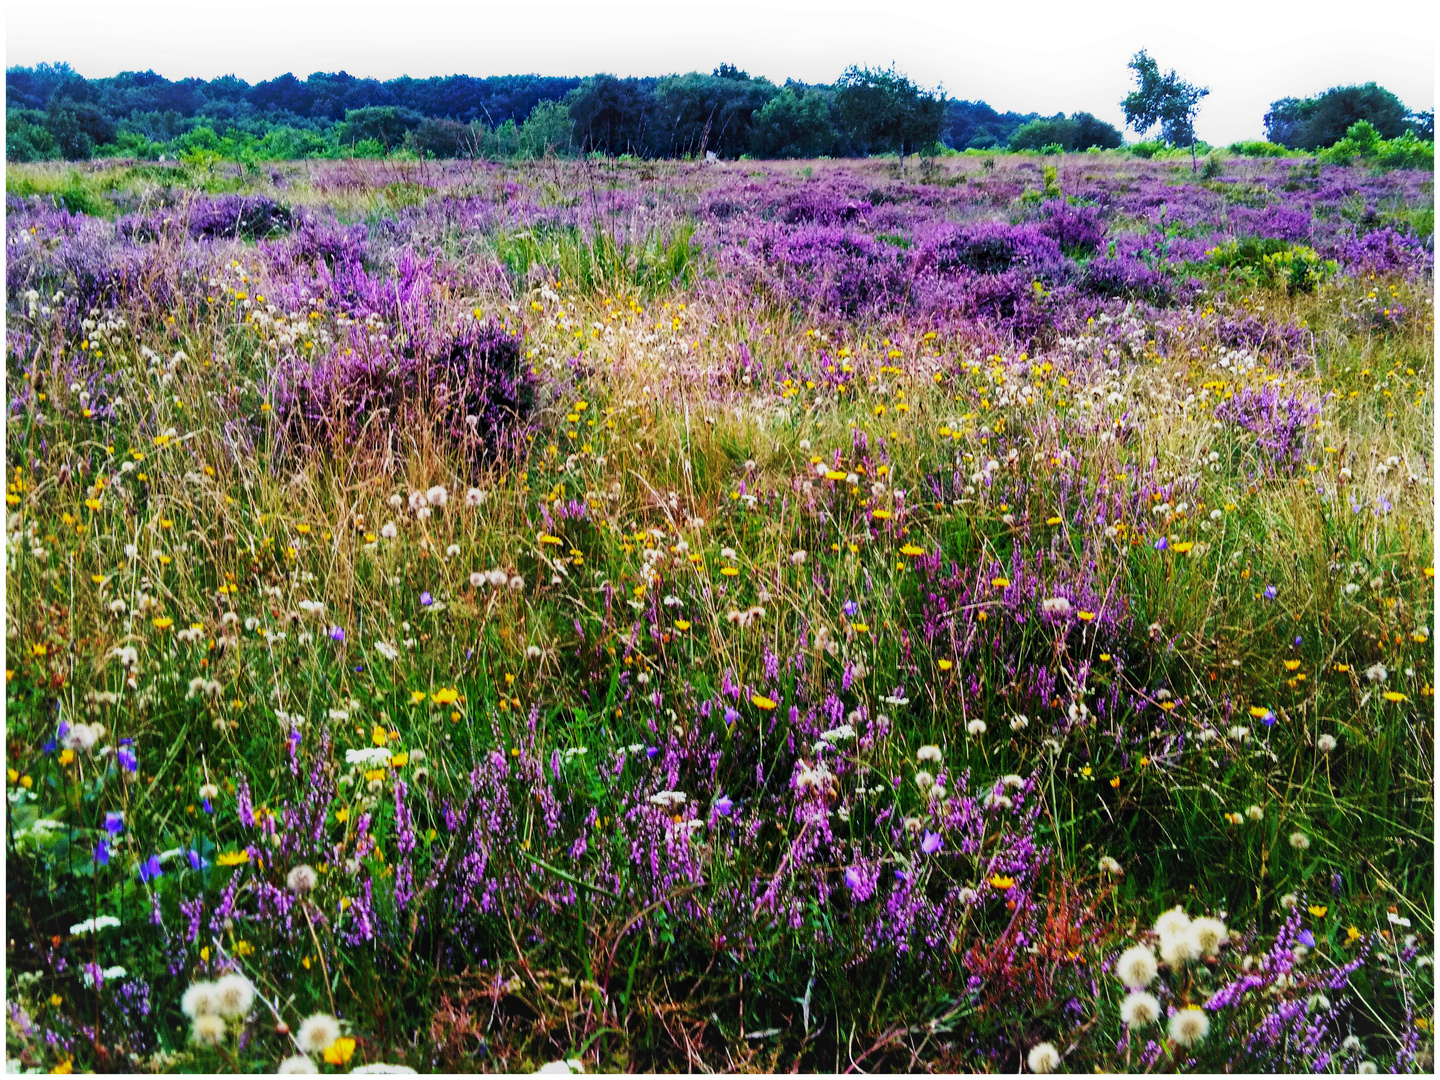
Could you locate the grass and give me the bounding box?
[4,154,1434,1074]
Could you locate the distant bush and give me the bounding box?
[1007,112,1122,152]
[1320,121,1434,170]
[1127,139,1166,159]
[1227,140,1298,158]
[404,118,477,159]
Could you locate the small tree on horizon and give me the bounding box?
[1120,49,1209,170]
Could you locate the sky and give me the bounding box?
[6,0,1436,145]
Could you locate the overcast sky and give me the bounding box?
[7,0,1435,144]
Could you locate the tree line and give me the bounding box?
[5,62,1124,162]
[5,59,1430,164]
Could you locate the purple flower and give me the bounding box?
[1262,710,1277,726]
[714,794,734,816]
[202,797,214,815]
[187,849,208,870]
[843,599,858,617]
[646,746,659,759]
[844,867,863,892]
[103,812,124,835]
[95,840,110,865]
[329,625,346,642]
[723,707,739,726]
[921,830,943,855]
[1294,636,1303,646]
[137,855,164,883]
[1154,537,1169,550]
[1298,930,1316,948]
[1263,585,1278,599]
[116,748,138,773]
[420,592,433,606]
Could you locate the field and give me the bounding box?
[4,151,1435,1073]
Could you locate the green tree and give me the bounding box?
[1264,83,1410,149]
[1120,49,1209,170]
[518,100,574,158]
[750,87,837,158]
[339,106,423,154]
[834,64,945,169]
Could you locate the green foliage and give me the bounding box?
[1265,83,1411,149]
[834,64,945,159]
[339,106,424,154]
[5,108,58,161]
[1320,122,1435,171]
[1208,237,1336,293]
[1007,112,1122,152]
[749,87,837,158]
[1227,140,1300,158]
[518,99,575,158]
[4,167,115,216]
[403,117,477,159]
[493,222,701,294]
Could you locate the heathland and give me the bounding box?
[4,151,1434,1072]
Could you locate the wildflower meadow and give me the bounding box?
[4,149,1435,1072]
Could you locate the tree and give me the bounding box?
[565,75,656,156]
[834,64,945,169]
[1007,112,1123,152]
[339,107,423,154]
[45,97,117,159]
[1120,49,1209,169]
[750,87,838,158]
[651,72,778,159]
[518,100,575,158]
[1264,83,1410,149]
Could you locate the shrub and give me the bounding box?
[279,318,533,464]
[1038,199,1104,255]
[1208,238,1335,293]
[1082,255,1170,301]
[914,221,1069,281]
[1227,140,1297,158]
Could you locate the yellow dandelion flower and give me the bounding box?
[988,875,1015,889]
[900,543,925,556]
[1077,610,1096,621]
[1308,905,1328,917]
[991,577,1010,588]
[216,851,249,867]
[751,694,777,710]
[1382,691,1408,702]
[433,688,459,705]
[371,725,388,747]
[152,617,174,630]
[938,659,953,671]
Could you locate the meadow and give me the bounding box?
[4,150,1435,1073]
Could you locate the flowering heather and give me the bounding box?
[5,151,1433,1073]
